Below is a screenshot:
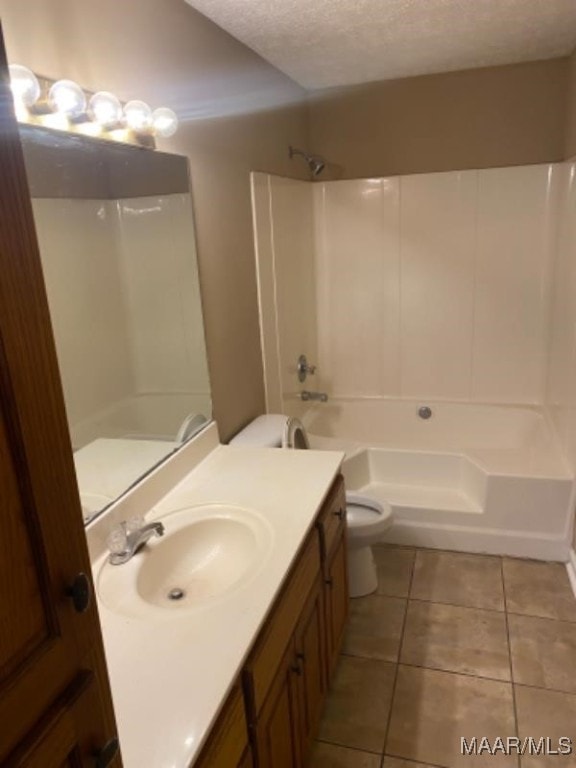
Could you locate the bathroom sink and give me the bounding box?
[97,504,272,618]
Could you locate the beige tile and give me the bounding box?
[516,685,576,767]
[509,613,576,693]
[387,666,516,768]
[318,655,395,753]
[374,545,415,598]
[343,595,406,662]
[410,550,505,611]
[383,759,436,768]
[401,601,510,680]
[308,742,381,767]
[503,558,576,622]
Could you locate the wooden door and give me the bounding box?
[324,535,349,678]
[0,23,120,767]
[293,579,326,759]
[254,642,301,768]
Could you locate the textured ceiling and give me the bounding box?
[184,0,576,90]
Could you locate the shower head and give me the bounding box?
[289,145,326,177]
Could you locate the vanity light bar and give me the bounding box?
[7,65,179,147]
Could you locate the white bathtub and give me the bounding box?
[292,398,575,560]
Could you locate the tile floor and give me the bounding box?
[308,546,576,768]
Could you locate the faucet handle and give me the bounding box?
[125,515,145,535]
[106,525,128,556]
[297,354,316,382]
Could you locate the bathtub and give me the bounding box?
[291,398,575,561]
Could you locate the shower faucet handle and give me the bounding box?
[297,354,316,382]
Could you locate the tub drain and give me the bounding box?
[168,587,185,601]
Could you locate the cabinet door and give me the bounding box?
[0,24,119,766]
[194,683,249,768]
[293,578,327,758]
[324,534,349,677]
[254,642,301,768]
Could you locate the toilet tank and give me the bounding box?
[229,415,287,447]
[229,415,309,449]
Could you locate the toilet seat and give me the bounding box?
[283,417,310,449]
[346,492,392,548]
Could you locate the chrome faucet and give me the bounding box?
[300,390,328,402]
[108,520,165,565]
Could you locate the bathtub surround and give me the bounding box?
[547,157,576,569]
[254,164,559,406]
[252,164,576,563]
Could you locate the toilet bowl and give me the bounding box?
[345,493,393,597]
[230,415,394,598]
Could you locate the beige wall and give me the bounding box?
[565,48,576,159]
[310,59,569,179]
[0,0,309,441]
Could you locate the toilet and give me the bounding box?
[230,414,393,598]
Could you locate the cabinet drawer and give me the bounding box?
[244,531,320,715]
[194,684,248,768]
[316,475,346,563]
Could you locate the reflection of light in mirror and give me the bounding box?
[49,79,87,117]
[152,107,179,138]
[124,100,153,132]
[41,112,70,131]
[76,121,103,138]
[9,64,41,108]
[89,91,123,127]
[121,205,163,216]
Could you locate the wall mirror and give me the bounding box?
[20,125,212,524]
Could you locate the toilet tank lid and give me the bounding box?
[229,414,288,447]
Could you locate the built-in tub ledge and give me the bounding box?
[309,441,574,562]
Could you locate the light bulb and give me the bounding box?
[88,91,122,127]
[152,107,178,138]
[123,100,152,132]
[8,64,40,108]
[48,79,86,117]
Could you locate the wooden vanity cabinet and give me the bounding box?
[316,477,349,677]
[194,684,252,768]
[194,475,347,768]
[240,474,347,768]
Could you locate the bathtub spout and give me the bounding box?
[301,390,328,402]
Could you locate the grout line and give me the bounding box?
[396,661,512,686]
[501,558,521,768]
[407,595,506,614]
[384,752,450,768]
[314,737,381,756]
[379,547,417,761]
[506,609,576,626]
[512,680,576,697]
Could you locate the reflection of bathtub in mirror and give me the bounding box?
[20,125,212,522]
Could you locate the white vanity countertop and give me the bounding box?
[91,442,343,768]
